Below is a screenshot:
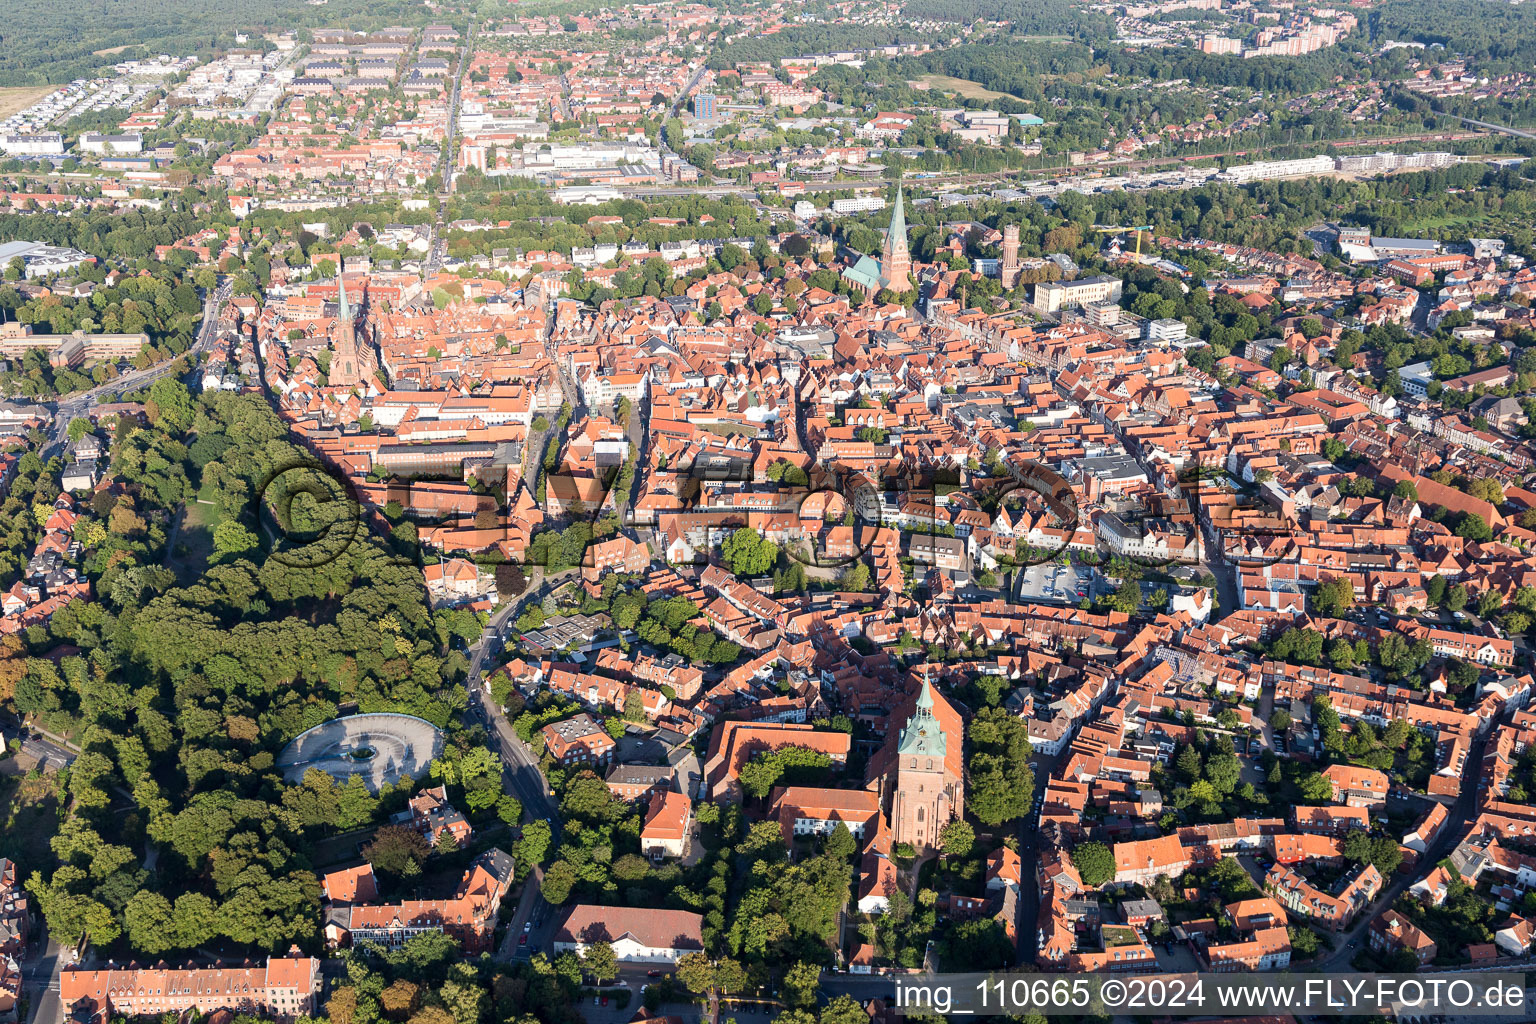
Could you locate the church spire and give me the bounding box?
[897,678,945,758]
[337,257,350,321]
[330,255,366,389]
[879,184,912,294]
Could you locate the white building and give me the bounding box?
[553,906,705,963]
[1216,154,1336,183]
[0,133,64,156]
[830,195,885,215]
[1034,275,1124,314]
[78,132,143,155]
[0,241,94,279]
[552,185,623,205]
[1146,318,1188,343]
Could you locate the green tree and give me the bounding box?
[438,963,485,1024]
[124,890,177,953]
[173,892,218,948]
[514,819,552,869]
[1312,576,1354,617]
[147,377,193,431]
[1069,841,1115,887]
[836,561,870,592]
[212,519,260,559]
[1108,577,1141,614]
[938,820,975,858]
[1298,772,1333,803]
[824,821,857,861]
[1456,513,1493,543]
[540,859,578,904]
[364,825,431,878]
[721,527,777,576]
[1446,584,1469,612]
[583,940,618,984]
[782,961,822,1008]
[967,707,1034,825]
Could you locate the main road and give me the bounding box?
[43,278,231,460]
[1313,724,1492,970]
[463,563,582,961]
[670,63,708,118]
[424,19,478,274]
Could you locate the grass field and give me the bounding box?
[1398,212,1491,233]
[911,74,1026,103]
[92,45,135,56]
[173,490,223,579]
[0,85,55,121]
[0,774,62,866]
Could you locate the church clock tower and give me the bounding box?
[329,261,371,389]
[879,186,912,294]
[891,679,959,853]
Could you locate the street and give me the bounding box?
[42,279,231,461]
[423,21,477,273]
[1313,723,1493,971]
[462,569,573,961]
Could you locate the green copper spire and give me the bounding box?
[337,257,349,321]
[897,678,945,759]
[888,185,906,245]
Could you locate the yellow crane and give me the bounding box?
[1093,224,1154,255]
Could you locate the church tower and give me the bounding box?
[890,679,961,854]
[329,261,366,389]
[1000,224,1021,289]
[879,186,911,294]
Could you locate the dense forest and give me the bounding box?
[1367,0,1536,70]
[5,390,474,954]
[0,0,450,85]
[900,0,1111,38]
[706,24,942,69]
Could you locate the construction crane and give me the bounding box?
[1093,224,1154,255]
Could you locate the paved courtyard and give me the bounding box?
[277,712,445,792]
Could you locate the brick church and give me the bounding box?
[866,678,965,854]
[841,186,913,300]
[329,261,377,389]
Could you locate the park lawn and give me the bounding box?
[0,774,63,866]
[0,86,56,121]
[175,487,224,577]
[1398,213,1489,233]
[911,74,1027,103]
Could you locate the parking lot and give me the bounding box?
[1014,563,1090,606]
[1154,940,1205,973]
